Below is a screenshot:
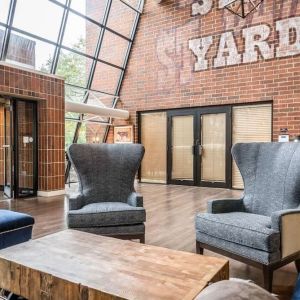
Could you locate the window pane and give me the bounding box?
[106,0,136,38]
[232,104,272,189]
[6,31,55,72]
[86,90,114,107]
[201,113,226,182]
[13,0,64,42]
[123,0,140,9]
[65,111,80,120]
[91,62,121,94]
[98,30,129,67]
[0,26,5,54]
[65,120,77,150]
[56,49,92,87]
[85,123,107,143]
[141,112,167,183]
[71,0,108,23]
[0,0,10,23]
[77,123,87,143]
[65,85,87,103]
[63,12,100,57]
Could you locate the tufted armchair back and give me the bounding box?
[68,143,145,205]
[232,142,300,216]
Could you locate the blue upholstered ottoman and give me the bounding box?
[0,210,34,250]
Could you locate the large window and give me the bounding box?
[232,104,272,189]
[0,0,144,183]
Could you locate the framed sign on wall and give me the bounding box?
[114,125,134,144]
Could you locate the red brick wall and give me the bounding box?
[0,63,65,192]
[108,0,300,142]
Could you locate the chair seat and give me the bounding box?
[68,202,146,228]
[195,212,280,252]
[0,210,34,249]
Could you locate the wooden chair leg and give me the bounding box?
[295,259,300,273]
[196,241,204,255]
[263,265,273,292]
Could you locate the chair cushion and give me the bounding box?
[0,210,34,233]
[196,232,281,264]
[68,202,146,228]
[0,210,34,250]
[195,212,280,252]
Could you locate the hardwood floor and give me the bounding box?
[0,183,297,299]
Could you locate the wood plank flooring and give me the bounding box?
[0,183,297,299]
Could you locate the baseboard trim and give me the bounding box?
[37,190,65,197]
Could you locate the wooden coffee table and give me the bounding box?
[0,230,228,300]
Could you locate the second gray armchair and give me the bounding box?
[196,142,300,292]
[67,143,146,243]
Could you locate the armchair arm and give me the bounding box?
[68,194,85,211]
[207,199,245,214]
[271,209,300,258]
[127,192,143,207]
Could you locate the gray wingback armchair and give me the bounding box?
[196,142,300,292]
[67,143,146,243]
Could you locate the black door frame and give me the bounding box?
[167,109,197,186]
[13,98,38,198]
[167,106,232,188]
[3,102,13,198]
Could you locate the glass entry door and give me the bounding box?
[167,111,196,185]
[167,107,231,188]
[14,100,38,198]
[199,107,231,188]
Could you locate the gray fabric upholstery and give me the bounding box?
[196,232,281,264]
[68,144,145,207]
[67,143,145,237]
[68,194,85,210]
[196,142,300,265]
[207,199,245,214]
[74,224,145,236]
[195,280,277,300]
[232,142,300,216]
[68,202,146,227]
[196,212,280,252]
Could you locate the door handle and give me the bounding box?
[2,145,10,148]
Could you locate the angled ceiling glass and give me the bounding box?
[0,0,10,23]
[0,0,144,182]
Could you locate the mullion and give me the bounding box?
[0,0,17,60]
[65,83,119,98]
[1,24,125,71]
[118,0,143,14]
[51,0,71,74]
[49,0,133,43]
[72,0,113,142]
[65,0,113,182]
[103,0,143,142]
[65,118,110,125]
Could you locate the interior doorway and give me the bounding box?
[0,98,38,199]
[167,107,232,188]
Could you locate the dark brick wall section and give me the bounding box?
[0,64,65,192]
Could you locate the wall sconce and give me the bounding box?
[224,0,264,18]
[92,136,100,143]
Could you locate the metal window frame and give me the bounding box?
[0,0,144,185]
[103,0,144,142]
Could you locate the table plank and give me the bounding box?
[0,230,228,300]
